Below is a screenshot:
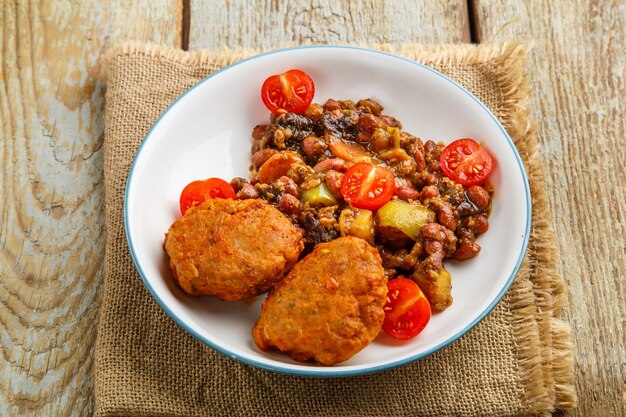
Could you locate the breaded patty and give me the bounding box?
[252,236,387,365]
[163,198,304,301]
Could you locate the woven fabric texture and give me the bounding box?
[95,43,575,417]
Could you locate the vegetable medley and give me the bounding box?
[177,69,495,340]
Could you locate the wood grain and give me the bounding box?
[189,0,471,49]
[472,1,626,416]
[0,1,181,415]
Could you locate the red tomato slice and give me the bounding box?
[382,278,431,340]
[179,178,236,215]
[439,138,494,186]
[261,69,315,114]
[340,162,395,210]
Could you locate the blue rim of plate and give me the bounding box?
[124,45,532,377]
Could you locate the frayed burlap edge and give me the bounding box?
[472,43,576,410]
[101,41,576,413]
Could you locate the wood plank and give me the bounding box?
[0,1,181,415]
[189,0,470,49]
[471,1,625,415]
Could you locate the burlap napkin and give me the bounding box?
[96,42,576,417]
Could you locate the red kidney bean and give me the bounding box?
[380,115,401,128]
[356,99,383,115]
[474,214,489,234]
[421,223,447,241]
[424,239,443,255]
[251,148,278,168]
[438,203,457,231]
[325,170,344,198]
[236,183,259,199]
[314,158,345,172]
[277,176,299,197]
[370,128,391,150]
[279,193,300,214]
[358,113,383,134]
[323,99,341,112]
[302,135,326,156]
[251,124,269,141]
[420,185,439,199]
[394,186,420,201]
[424,140,437,154]
[229,177,248,193]
[454,241,481,260]
[413,149,425,172]
[466,185,490,210]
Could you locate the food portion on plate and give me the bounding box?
[162,68,495,365]
[164,198,304,301]
[253,237,387,365]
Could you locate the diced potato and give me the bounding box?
[376,199,435,241]
[412,267,452,312]
[257,151,304,184]
[339,208,374,243]
[301,183,338,207]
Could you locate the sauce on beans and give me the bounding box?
[233,98,493,312]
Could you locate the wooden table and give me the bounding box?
[1,1,624,415]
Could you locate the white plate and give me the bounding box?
[125,46,531,376]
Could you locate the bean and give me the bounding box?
[397,158,417,176]
[370,128,391,150]
[438,204,457,231]
[421,223,447,241]
[251,148,278,168]
[229,177,249,193]
[474,214,489,234]
[454,241,481,260]
[338,99,356,109]
[466,185,490,210]
[356,99,383,116]
[358,113,383,134]
[424,139,437,154]
[278,176,299,197]
[314,158,345,172]
[236,183,259,199]
[394,186,420,201]
[420,185,439,199]
[302,135,326,156]
[413,148,426,172]
[325,170,344,198]
[279,193,301,214]
[251,124,269,141]
[424,239,443,255]
[323,99,341,112]
[380,115,401,128]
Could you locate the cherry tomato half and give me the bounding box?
[439,138,494,186]
[340,162,395,210]
[179,178,236,215]
[261,69,315,115]
[382,278,431,340]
